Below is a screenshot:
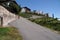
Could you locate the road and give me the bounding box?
[9,17,60,40]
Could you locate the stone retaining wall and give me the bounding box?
[0,5,18,26]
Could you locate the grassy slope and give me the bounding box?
[19,13,32,18]
[0,27,22,40]
[19,12,44,18]
[29,17,60,31]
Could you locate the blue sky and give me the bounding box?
[16,0,60,18]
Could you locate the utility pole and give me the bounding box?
[52,14,54,18]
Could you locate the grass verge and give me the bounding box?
[29,18,60,32]
[0,27,22,40]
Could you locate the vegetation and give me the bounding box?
[19,13,32,18]
[0,27,22,40]
[9,1,21,14]
[29,17,60,31]
[0,1,21,14]
[19,12,44,18]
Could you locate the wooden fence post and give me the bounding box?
[1,17,3,26]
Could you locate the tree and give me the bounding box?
[9,1,21,14]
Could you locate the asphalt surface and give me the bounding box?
[9,17,60,40]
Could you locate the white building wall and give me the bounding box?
[21,8,26,13]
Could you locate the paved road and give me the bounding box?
[9,17,60,40]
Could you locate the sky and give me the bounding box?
[16,0,60,18]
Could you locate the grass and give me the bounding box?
[19,13,32,18]
[0,27,22,40]
[19,12,44,18]
[29,17,60,31]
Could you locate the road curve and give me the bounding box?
[9,17,60,40]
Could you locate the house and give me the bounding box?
[21,7,31,13]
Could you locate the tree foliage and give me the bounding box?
[0,1,21,14]
[9,1,21,14]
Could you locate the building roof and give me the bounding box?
[23,7,31,11]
